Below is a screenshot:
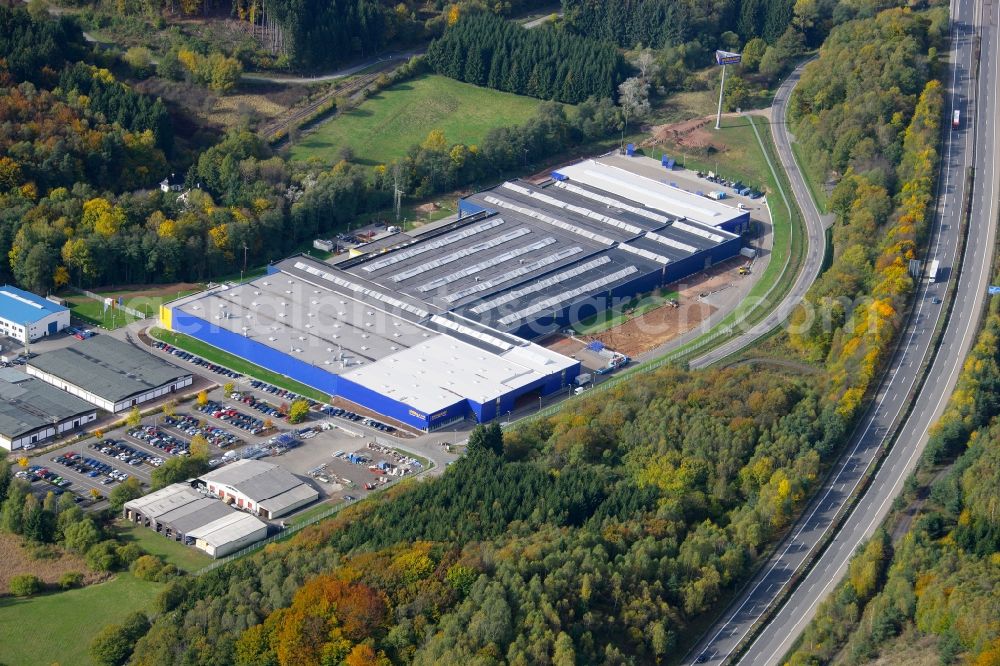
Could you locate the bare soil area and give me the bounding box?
[585,259,747,358]
[644,115,727,154]
[0,534,106,594]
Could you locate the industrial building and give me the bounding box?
[123,483,269,558]
[161,155,749,430]
[26,335,193,412]
[551,156,751,234]
[196,459,319,519]
[163,254,579,430]
[0,285,71,343]
[0,370,97,451]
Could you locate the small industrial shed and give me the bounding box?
[197,459,319,520]
[123,483,269,558]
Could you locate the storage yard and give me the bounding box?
[158,154,758,430]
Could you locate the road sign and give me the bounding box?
[988,286,1000,295]
[716,50,742,66]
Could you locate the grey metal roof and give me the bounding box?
[124,483,203,520]
[27,336,191,403]
[157,497,234,534]
[256,484,319,515]
[199,459,306,502]
[0,376,96,439]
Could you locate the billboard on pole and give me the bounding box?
[716,50,742,66]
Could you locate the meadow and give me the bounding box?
[290,74,550,165]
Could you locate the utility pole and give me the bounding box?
[393,164,404,224]
[241,242,249,283]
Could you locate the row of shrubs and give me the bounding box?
[6,552,177,599]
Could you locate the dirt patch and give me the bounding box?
[591,300,716,358]
[209,93,289,128]
[580,260,747,358]
[415,202,440,214]
[0,534,107,594]
[67,283,204,301]
[644,115,727,154]
[540,334,587,358]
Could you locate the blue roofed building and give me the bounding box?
[0,286,71,343]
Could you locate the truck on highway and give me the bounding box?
[953,109,961,128]
[925,259,940,283]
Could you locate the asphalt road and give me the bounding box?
[240,49,425,84]
[690,0,999,662]
[688,64,829,369]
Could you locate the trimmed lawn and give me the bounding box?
[646,115,774,193]
[115,520,210,572]
[61,286,204,329]
[290,74,550,165]
[149,327,331,403]
[0,574,163,666]
[64,294,142,330]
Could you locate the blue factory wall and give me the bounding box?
[335,375,465,431]
[458,198,491,219]
[472,364,579,422]
[719,211,751,235]
[169,307,577,431]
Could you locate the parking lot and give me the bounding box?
[20,335,456,516]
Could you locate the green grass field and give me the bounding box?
[0,574,163,666]
[115,521,210,572]
[62,287,204,330]
[150,327,330,403]
[290,74,550,165]
[64,295,142,330]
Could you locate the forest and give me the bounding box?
[128,366,847,665]
[560,0,793,49]
[426,13,628,104]
[786,6,948,420]
[0,6,622,293]
[785,303,1000,665]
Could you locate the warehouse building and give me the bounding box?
[196,459,319,519]
[455,178,742,335]
[123,483,269,558]
[161,156,747,430]
[0,285,70,343]
[0,370,97,451]
[163,255,579,430]
[548,157,751,234]
[187,512,271,558]
[26,335,193,412]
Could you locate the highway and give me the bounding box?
[690,0,999,662]
[688,62,829,369]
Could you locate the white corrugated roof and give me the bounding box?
[187,511,267,547]
[557,159,744,228]
[341,335,576,413]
